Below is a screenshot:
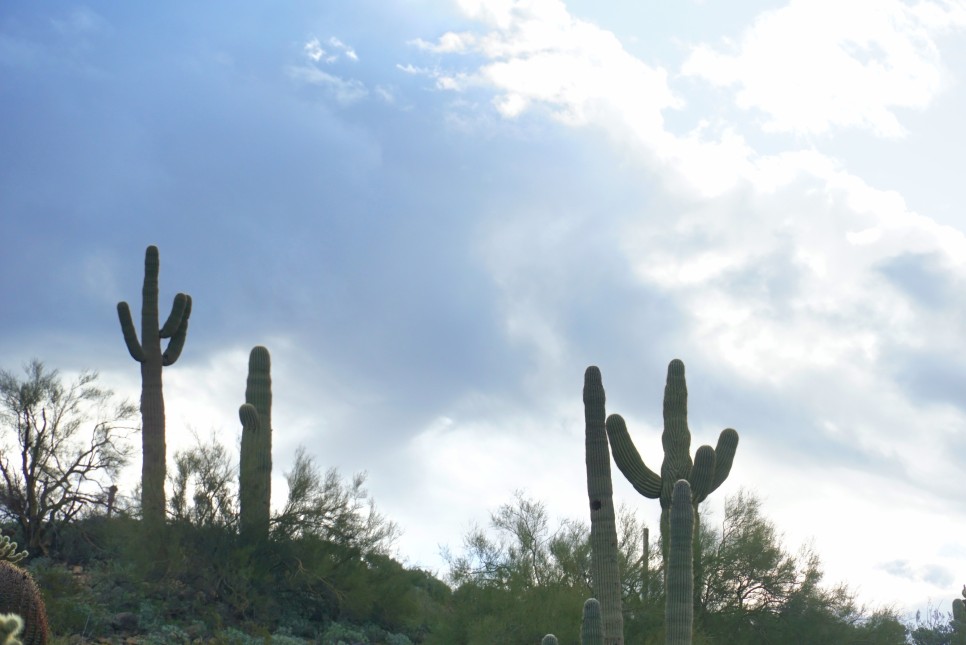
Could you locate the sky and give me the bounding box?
[3,0,966,618]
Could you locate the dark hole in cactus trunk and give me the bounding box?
[590,499,602,510]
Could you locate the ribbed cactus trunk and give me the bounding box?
[666,480,693,645]
[583,367,624,645]
[117,245,191,533]
[606,359,738,601]
[581,598,604,645]
[0,561,50,645]
[239,346,272,544]
[953,587,966,645]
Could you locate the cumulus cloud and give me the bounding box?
[680,0,966,137]
[418,0,966,508]
[304,36,358,63]
[287,65,368,105]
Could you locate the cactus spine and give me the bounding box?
[0,562,49,645]
[581,598,604,645]
[239,346,273,544]
[583,367,624,645]
[666,480,693,645]
[117,245,191,528]
[606,358,738,580]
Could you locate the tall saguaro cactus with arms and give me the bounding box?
[117,245,192,529]
[605,359,738,592]
[583,367,624,645]
[239,345,273,545]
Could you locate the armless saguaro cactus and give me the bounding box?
[606,359,738,578]
[666,480,694,645]
[117,245,191,529]
[239,346,272,544]
[583,367,624,645]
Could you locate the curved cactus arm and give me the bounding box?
[688,445,715,505]
[116,302,145,362]
[161,295,192,366]
[606,414,661,498]
[708,428,739,494]
[239,403,259,430]
[666,480,694,645]
[541,635,560,645]
[581,598,604,645]
[159,293,190,339]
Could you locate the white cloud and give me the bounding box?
[287,65,368,104]
[681,0,966,137]
[303,36,358,64]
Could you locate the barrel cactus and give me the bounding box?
[541,635,559,645]
[583,367,624,644]
[666,480,694,645]
[117,245,192,528]
[0,562,49,645]
[239,346,273,544]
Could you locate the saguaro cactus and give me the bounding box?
[583,367,624,645]
[581,598,604,645]
[666,480,694,645]
[541,635,559,645]
[117,245,191,528]
[0,561,49,645]
[606,359,738,573]
[239,346,273,544]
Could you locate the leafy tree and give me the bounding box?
[910,602,956,645]
[168,430,237,528]
[272,446,399,556]
[0,360,137,554]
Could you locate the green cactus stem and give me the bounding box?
[239,346,273,544]
[583,367,624,645]
[581,598,604,645]
[953,586,966,644]
[117,245,191,529]
[0,538,26,565]
[0,562,49,645]
[606,358,738,586]
[541,635,560,645]
[666,480,693,645]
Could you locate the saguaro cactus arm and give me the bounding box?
[116,303,145,362]
[605,414,662,499]
[160,294,192,365]
[709,428,739,494]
